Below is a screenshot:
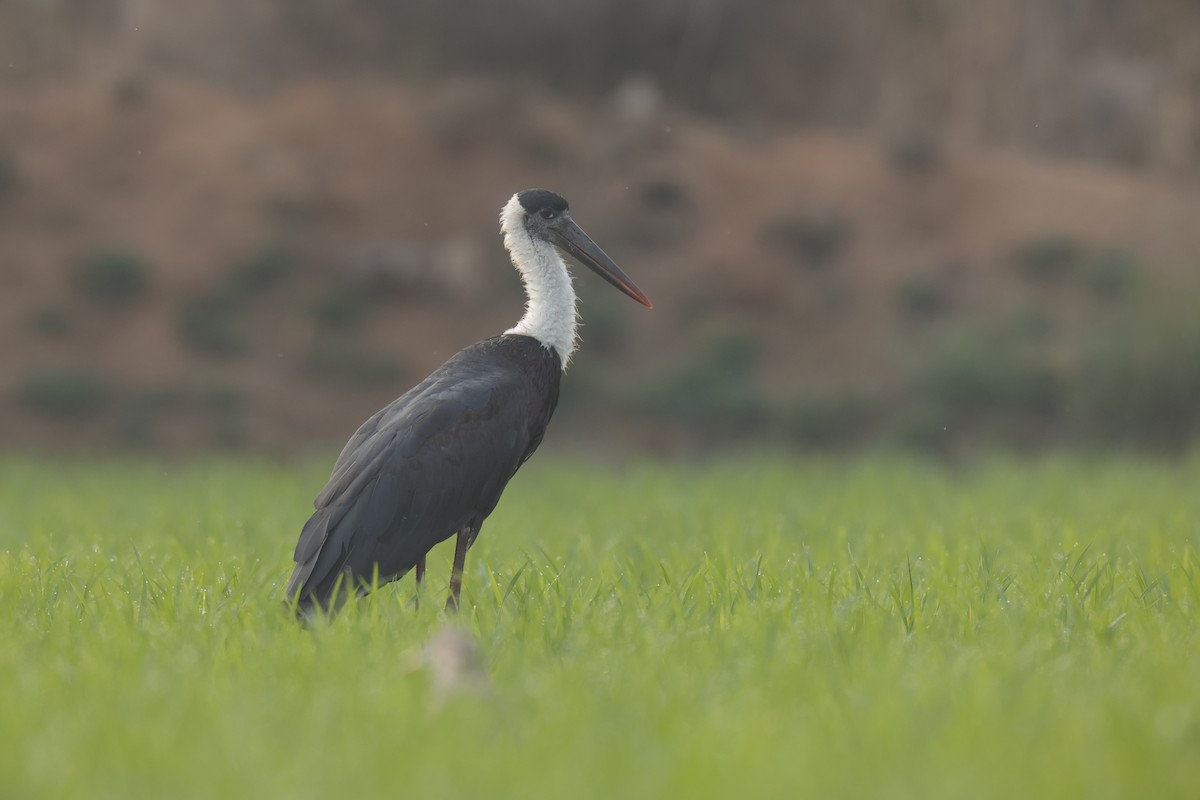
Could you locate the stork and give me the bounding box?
[287,189,652,614]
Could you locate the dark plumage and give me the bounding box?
[517,189,569,214]
[286,189,652,614]
[287,335,560,611]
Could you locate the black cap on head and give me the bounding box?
[517,189,569,214]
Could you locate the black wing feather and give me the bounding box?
[287,337,558,609]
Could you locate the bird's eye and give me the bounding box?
[539,208,556,220]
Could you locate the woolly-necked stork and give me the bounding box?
[287,189,652,614]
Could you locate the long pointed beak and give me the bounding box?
[552,217,653,308]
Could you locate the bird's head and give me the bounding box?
[511,189,653,308]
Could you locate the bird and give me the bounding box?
[286,189,652,614]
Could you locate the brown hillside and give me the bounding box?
[2,74,1199,451]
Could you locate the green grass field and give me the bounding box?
[1,454,1198,799]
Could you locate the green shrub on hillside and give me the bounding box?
[177,242,296,357]
[906,325,1065,449]
[178,294,249,357]
[925,334,1062,418]
[196,382,249,446]
[640,178,690,211]
[304,335,406,389]
[1084,249,1140,301]
[29,306,73,338]
[895,275,950,320]
[575,291,628,357]
[72,248,151,307]
[762,213,852,269]
[17,366,109,422]
[308,284,377,332]
[223,244,295,299]
[638,330,771,430]
[1074,310,1200,451]
[114,387,184,447]
[1013,235,1082,283]
[787,391,878,448]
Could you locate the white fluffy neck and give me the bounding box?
[501,194,578,367]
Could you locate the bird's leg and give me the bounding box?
[412,556,426,609]
[446,527,471,612]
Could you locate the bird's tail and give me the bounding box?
[285,564,359,619]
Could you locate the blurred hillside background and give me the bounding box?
[2,0,1200,455]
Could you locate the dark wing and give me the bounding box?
[286,356,546,609]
